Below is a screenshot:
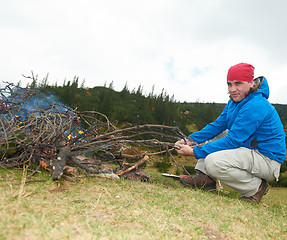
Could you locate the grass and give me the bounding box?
[0,167,287,240]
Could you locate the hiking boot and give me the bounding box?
[240,179,270,204]
[180,171,216,191]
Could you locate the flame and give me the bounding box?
[67,130,83,140]
[39,159,51,172]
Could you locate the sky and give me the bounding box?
[1,0,287,104]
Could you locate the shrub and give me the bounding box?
[153,161,172,173]
[269,175,287,187]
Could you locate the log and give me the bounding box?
[52,145,70,181]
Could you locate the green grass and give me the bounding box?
[0,168,286,240]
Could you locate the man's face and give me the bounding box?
[227,80,254,102]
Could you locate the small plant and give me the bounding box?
[183,165,196,175]
[269,174,287,187]
[153,161,172,172]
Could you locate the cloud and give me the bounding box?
[0,0,287,104]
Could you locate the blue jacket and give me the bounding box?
[190,77,286,163]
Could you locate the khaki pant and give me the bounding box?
[195,147,281,197]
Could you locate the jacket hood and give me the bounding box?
[255,76,269,99]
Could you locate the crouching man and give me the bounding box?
[175,63,286,204]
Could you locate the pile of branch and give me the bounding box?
[0,83,189,181]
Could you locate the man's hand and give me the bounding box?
[174,143,194,156]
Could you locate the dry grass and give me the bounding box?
[0,167,286,240]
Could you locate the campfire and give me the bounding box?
[0,83,190,181]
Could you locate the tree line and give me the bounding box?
[36,76,223,134]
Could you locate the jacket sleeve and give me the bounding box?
[189,104,228,144]
[193,99,268,159]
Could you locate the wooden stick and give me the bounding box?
[117,155,149,176]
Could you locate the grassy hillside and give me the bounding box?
[0,168,286,240]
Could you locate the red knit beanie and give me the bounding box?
[227,63,255,82]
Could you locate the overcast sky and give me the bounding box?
[1,0,287,104]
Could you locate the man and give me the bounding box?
[174,63,286,204]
